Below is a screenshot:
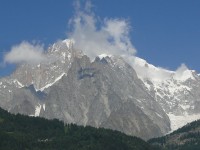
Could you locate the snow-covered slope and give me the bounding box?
[133,57,200,132]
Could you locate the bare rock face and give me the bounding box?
[41,55,170,140]
[9,85,46,117]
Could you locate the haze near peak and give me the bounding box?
[68,0,136,60]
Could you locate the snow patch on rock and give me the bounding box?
[39,73,66,91]
[35,104,42,117]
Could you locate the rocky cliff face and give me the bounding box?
[41,55,170,139]
[0,39,200,139]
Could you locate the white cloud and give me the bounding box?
[4,41,47,64]
[174,64,194,81]
[68,1,136,60]
[175,63,188,76]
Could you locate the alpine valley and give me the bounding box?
[1,39,200,140]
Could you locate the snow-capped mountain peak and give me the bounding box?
[132,57,173,82]
[127,56,200,132]
[173,68,195,81]
[62,39,74,49]
[98,54,112,59]
[133,57,196,83]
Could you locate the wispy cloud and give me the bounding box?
[4,41,47,64]
[175,63,188,76]
[173,63,193,81]
[68,0,136,60]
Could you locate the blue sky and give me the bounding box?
[0,0,200,77]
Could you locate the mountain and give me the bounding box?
[0,107,155,150]
[133,57,200,132]
[40,55,170,139]
[0,39,200,139]
[148,119,200,150]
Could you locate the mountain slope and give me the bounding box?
[1,39,200,139]
[148,119,200,150]
[0,40,171,140]
[0,107,154,150]
[133,57,200,132]
[41,55,170,139]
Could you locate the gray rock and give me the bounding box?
[42,55,169,139]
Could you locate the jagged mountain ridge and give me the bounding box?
[0,39,200,139]
[40,55,170,139]
[0,39,74,110]
[11,39,81,90]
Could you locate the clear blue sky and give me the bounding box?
[0,0,200,76]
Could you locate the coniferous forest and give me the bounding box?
[0,107,154,150]
[2,105,200,150]
[149,120,200,150]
